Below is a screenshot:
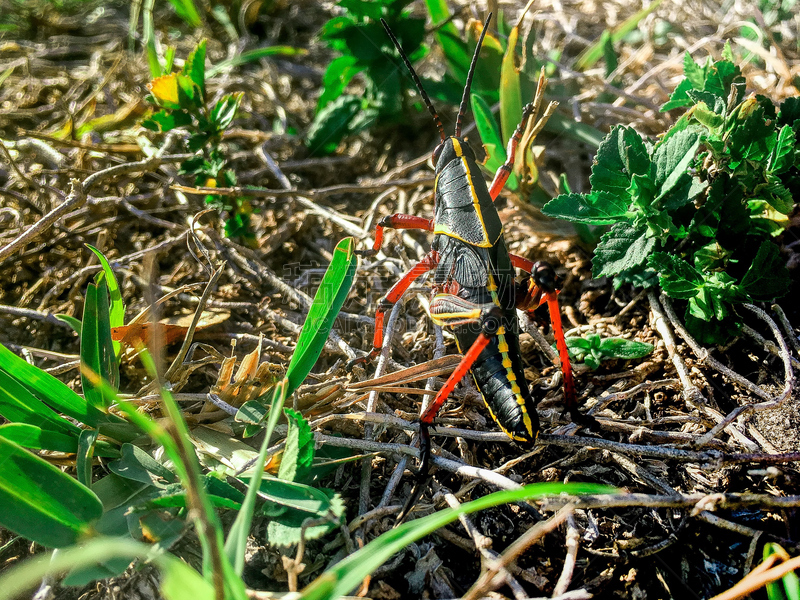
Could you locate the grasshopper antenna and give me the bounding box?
[455,12,492,138]
[381,18,447,144]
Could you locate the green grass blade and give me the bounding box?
[165,0,201,27]
[0,435,103,548]
[77,429,99,488]
[224,380,285,574]
[55,314,82,333]
[128,0,142,53]
[285,237,357,395]
[424,0,470,80]
[86,245,125,357]
[574,0,664,71]
[207,46,307,78]
[299,482,617,600]
[80,278,118,406]
[0,423,79,453]
[545,112,605,148]
[0,343,105,427]
[226,237,356,574]
[499,25,523,145]
[0,369,81,437]
[142,0,161,78]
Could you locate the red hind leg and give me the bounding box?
[347,251,439,369]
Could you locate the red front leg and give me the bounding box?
[359,214,434,257]
[347,251,439,369]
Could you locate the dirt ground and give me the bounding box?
[1,0,800,598]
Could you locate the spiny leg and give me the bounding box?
[347,251,439,369]
[510,256,583,422]
[358,214,434,257]
[395,304,503,525]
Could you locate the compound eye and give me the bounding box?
[432,143,444,164]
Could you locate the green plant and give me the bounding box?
[307,0,427,155]
[542,46,796,343]
[764,543,800,600]
[0,238,357,593]
[563,334,653,370]
[143,41,255,241]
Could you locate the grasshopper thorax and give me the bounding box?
[433,136,477,173]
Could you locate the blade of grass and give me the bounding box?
[0,435,103,548]
[499,25,523,146]
[225,237,357,574]
[86,245,125,357]
[299,482,617,600]
[574,0,665,71]
[207,46,307,78]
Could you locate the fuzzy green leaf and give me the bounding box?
[182,40,206,103]
[653,128,701,202]
[740,241,791,301]
[589,125,651,198]
[542,191,631,225]
[592,222,654,278]
[648,252,703,299]
[279,409,314,483]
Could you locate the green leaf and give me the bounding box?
[589,125,651,198]
[648,252,703,299]
[660,78,694,112]
[284,237,357,395]
[141,109,192,133]
[210,92,243,131]
[182,40,206,103]
[0,344,107,429]
[652,128,701,202]
[471,93,509,177]
[81,278,118,406]
[108,443,178,487]
[86,245,125,357]
[595,338,654,360]
[545,113,605,148]
[279,409,314,483]
[55,314,82,333]
[299,482,617,600]
[0,423,78,453]
[499,26,523,145]
[306,94,362,156]
[0,369,81,437]
[740,241,791,301]
[593,222,655,278]
[682,52,707,90]
[77,429,98,488]
[767,125,796,174]
[543,191,631,225]
[160,555,215,600]
[318,55,363,110]
[266,491,344,547]
[0,435,102,547]
[166,0,201,27]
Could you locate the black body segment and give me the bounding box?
[430,138,539,443]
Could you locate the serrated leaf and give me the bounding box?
[589,125,651,198]
[306,94,361,156]
[767,125,796,174]
[182,40,206,102]
[279,408,314,483]
[740,241,791,300]
[648,252,703,299]
[683,52,707,89]
[661,78,694,112]
[593,222,654,278]
[542,191,631,225]
[653,128,701,202]
[210,93,242,131]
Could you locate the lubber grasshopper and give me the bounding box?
[350,14,589,521]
